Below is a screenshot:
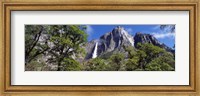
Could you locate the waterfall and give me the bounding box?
[92,42,98,58]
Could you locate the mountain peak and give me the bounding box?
[114,26,124,30]
[85,27,174,60]
[85,26,135,59]
[112,26,126,34]
[135,32,142,35]
[111,26,134,46]
[112,26,124,34]
[135,32,151,36]
[134,32,158,47]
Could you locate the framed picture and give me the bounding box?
[0,0,199,95]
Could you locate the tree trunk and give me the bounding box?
[57,61,62,71]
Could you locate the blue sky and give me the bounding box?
[85,25,175,48]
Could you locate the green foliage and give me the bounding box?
[44,25,88,71]
[25,25,175,71]
[25,25,88,71]
[124,45,146,70]
[62,58,82,71]
[125,58,139,71]
[145,56,174,71]
[98,51,115,60]
[25,25,49,64]
[25,55,49,71]
[161,63,174,71]
[110,53,124,64]
[109,53,125,71]
[85,58,108,71]
[124,43,174,71]
[146,63,161,71]
[124,45,136,59]
[136,43,175,71]
[160,52,175,68]
[137,43,165,59]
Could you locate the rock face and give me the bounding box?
[85,26,134,59]
[134,32,174,53]
[85,26,174,60]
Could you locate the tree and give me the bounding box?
[125,58,139,71]
[157,52,175,69]
[136,50,147,69]
[46,25,88,71]
[109,53,125,71]
[137,43,165,64]
[136,43,175,71]
[25,25,49,65]
[124,45,146,70]
[124,43,174,71]
[85,58,108,71]
[62,58,82,71]
[160,25,175,33]
[145,56,174,71]
[123,45,136,59]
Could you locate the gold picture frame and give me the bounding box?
[0,0,199,96]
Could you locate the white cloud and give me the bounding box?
[151,25,175,39]
[161,25,175,33]
[152,32,175,39]
[86,25,93,35]
[152,25,175,32]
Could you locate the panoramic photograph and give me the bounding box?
[25,25,175,71]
